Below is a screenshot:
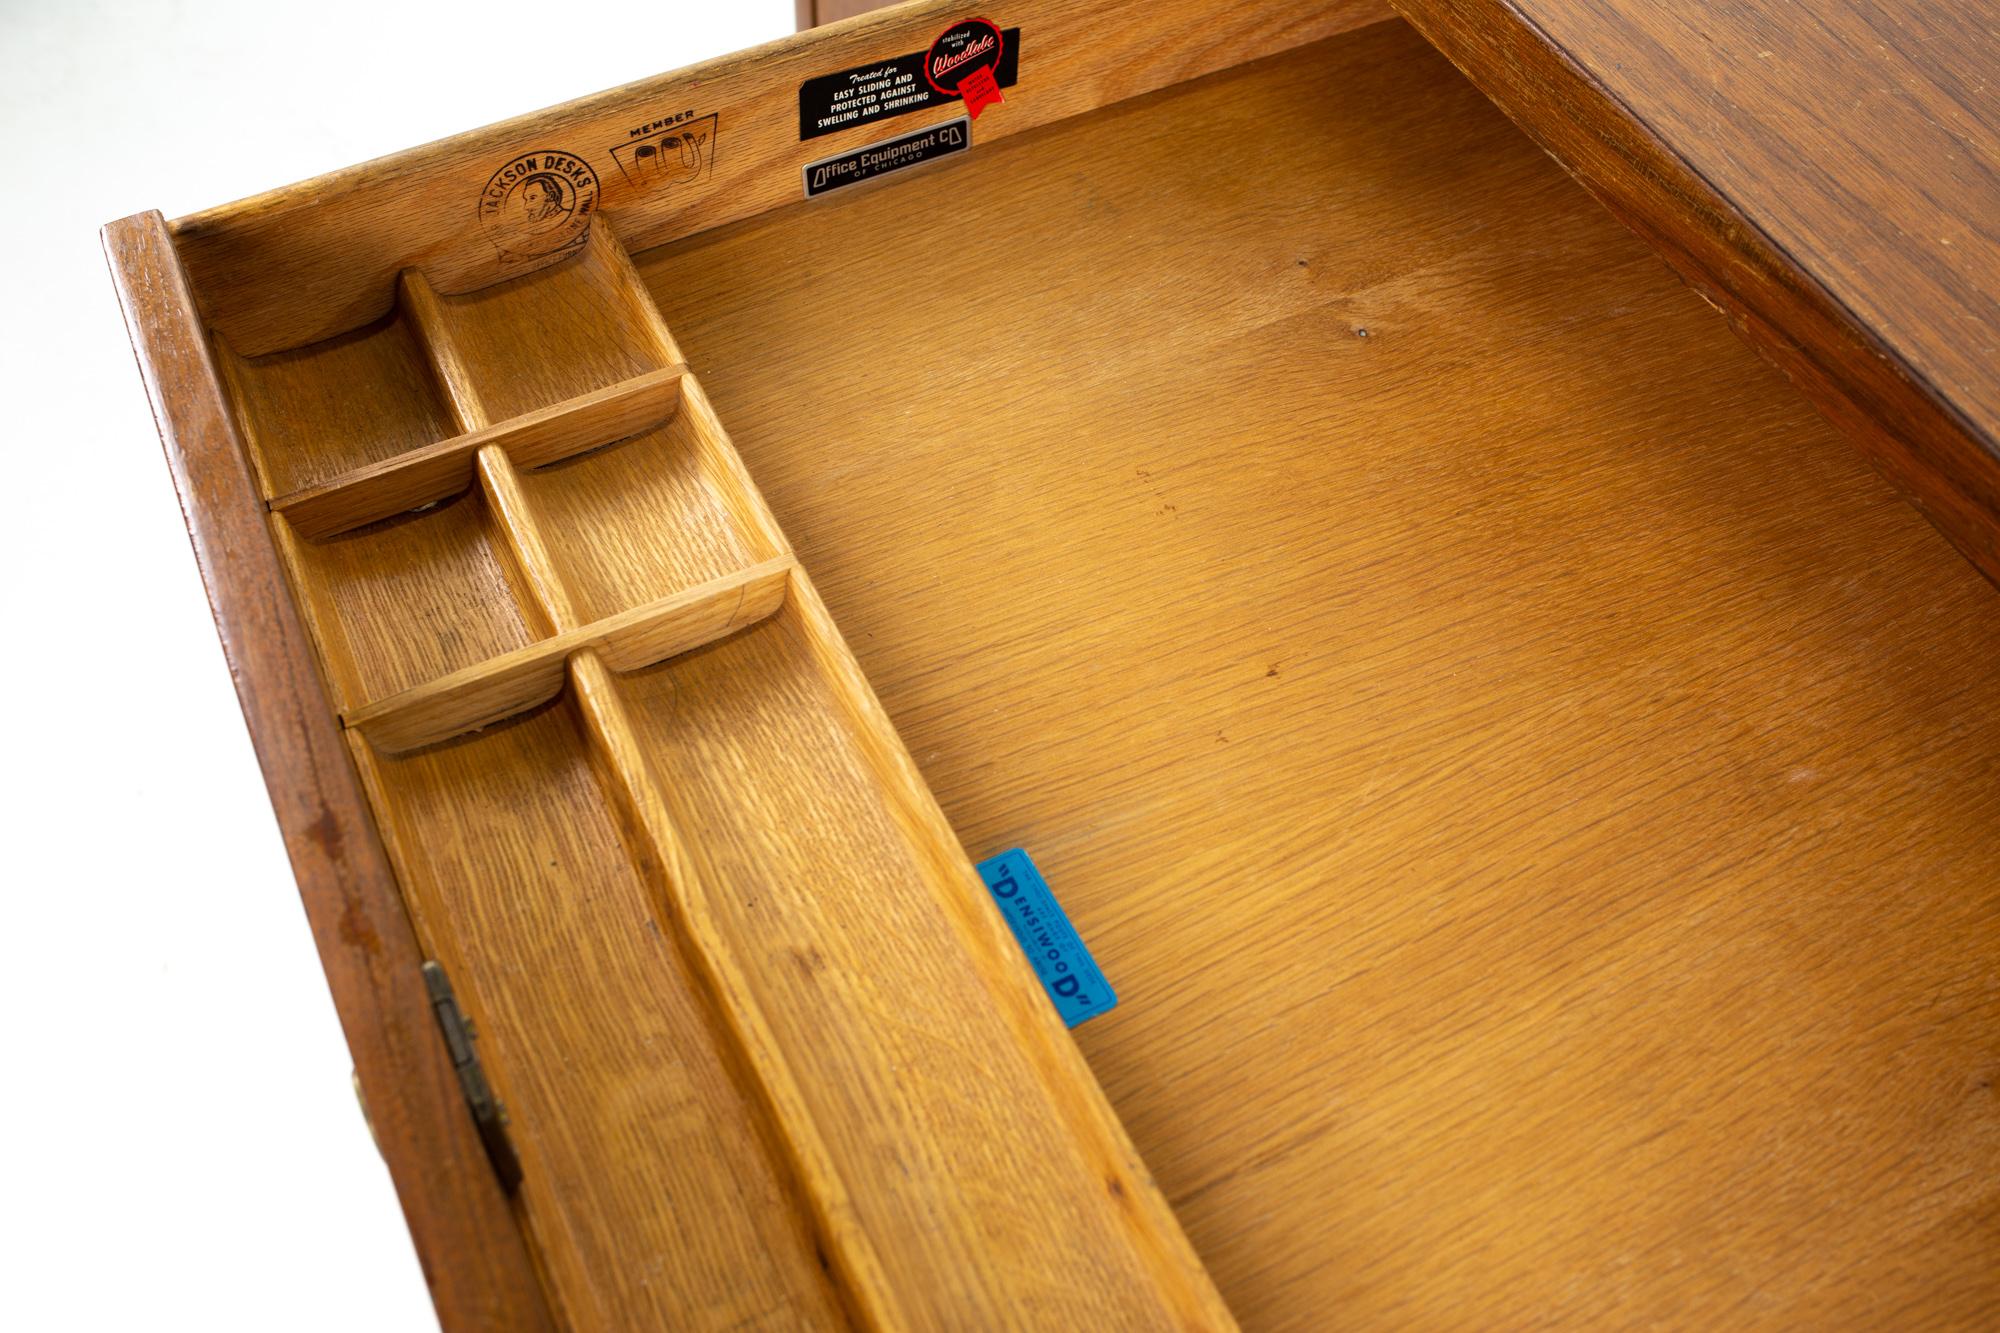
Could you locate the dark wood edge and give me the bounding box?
[1393,0,2000,588]
[795,0,817,31]
[103,210,555,1333]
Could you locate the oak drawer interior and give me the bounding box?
[173,14,1997,1330]
[638,25,2000,1323]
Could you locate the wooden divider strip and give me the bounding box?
[604,231,1191,1273]
[475,446,580,635]
[566,644,904,1330]
[400,268,489,429]
[595,218,794,565]
[780,563,1237,1329]
[612,222,1236,1325]
[268,366,685,539]
[343,559,793,753]
[591,220,685,373]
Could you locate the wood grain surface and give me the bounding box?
[351,701,853,1330]
[217,308,456,497]
[102,213,555,1332]
[119,2,2000,1325]
[210,191,1233,1322]
[1394,0,2000,586]
[168,0,1390,355]
[637,23,2000,1327]
[275,491,535,709]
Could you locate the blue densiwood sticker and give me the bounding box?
[976,849,1117,1027]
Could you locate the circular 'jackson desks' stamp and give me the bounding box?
[477,150,599,261]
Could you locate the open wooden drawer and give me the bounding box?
[107,1,1999,1327]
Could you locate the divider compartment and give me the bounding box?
[206,204,1224,1330]
[605,603,1186,1322]
[345,559,792,754]
[508,406,769,624]
[408,225,679,421]
[220,300,538,709]
[231,232,779,720]
[349,698,845,1331]
[218,308,455,497]
[270,491,535,709]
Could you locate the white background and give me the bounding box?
[0,2,793,1326]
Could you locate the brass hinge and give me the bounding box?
[421,961,523,1193]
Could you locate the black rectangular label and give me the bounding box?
[798,29,1019,140]
[803,117,969,198]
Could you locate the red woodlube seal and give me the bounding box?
[925,17,1006,118]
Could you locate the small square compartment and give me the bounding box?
[219,308,456,497]
[277,491,537,708]
[511,406,765,625]
[424,235,674,421]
